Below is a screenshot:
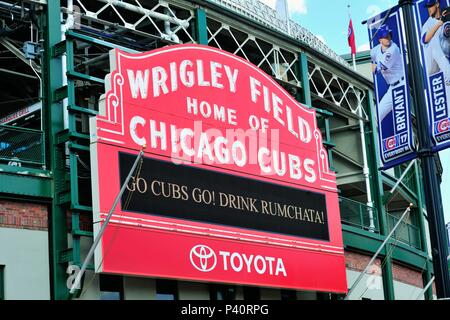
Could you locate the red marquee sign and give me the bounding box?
[90,44,347,293]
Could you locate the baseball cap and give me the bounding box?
[378,25,392,39]
[424,0,439,7]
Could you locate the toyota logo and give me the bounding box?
[190,245,217,272]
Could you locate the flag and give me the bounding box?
[348,19,356,55]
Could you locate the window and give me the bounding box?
[243,286,260,300]
[156,279,178,300]
[99,274,123,300]
[0,266,4,300]
[209,284,236,301]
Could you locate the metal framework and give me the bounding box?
[206,16,300,86]
[210,0,350,68]
[62,0,196,44]
[308,60,368,117]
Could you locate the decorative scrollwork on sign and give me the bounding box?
[314,129,335,185]
[98,65,126,137]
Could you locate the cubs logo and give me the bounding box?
[443,22,450,39]
[385,137,397,151]
[436,119,449,133]
[385,53,392,62]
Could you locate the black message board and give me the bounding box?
[119,152,329,241]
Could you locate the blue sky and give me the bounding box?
[289,0,398,55]
[262,0,397,54]
[261,0,450,224]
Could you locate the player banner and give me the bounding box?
[414,0,450,152]
[368,6,416,169]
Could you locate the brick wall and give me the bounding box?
[345,251,382,272]
[392,263,423,288]
[0,200,47,231]
[346,251,429,291]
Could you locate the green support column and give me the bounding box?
[298,52,312,107]
[43,1,69,300]
[414,162,433,300]
[324,117,336,172]
[296,53,335,171]
[195,8,208,45]
[365,90,395,300]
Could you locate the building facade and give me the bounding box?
[0,0,441,300]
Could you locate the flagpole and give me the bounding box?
[348,4,375,232]
[352,53,357,71]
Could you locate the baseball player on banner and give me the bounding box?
[421,0,450,84]
[371,25,405,123]
[417,0,450,149]
[368,7,416,168]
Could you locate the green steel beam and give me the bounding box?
[65,32,95,298]
[195,8,208,45]
[71,204,93,212]
[324,117,336,172]
[68,142,90,152]
[56,130,90,145]
[71,212,81,266]
[68,105,98,117]
[72,229,94,237]
[66,39,78,136]
[65,30,139,53]
[67,70,104,84]
[298,53,312,107]
[365,90,395,300]
[53,86,68,102]
[343,225,387,254]
[69,153,79,207]
[296,53,336,171]
[391,242,429,269]
[414,161,433,300]
[52,40,67,58]
[0,170,51,199]
[343,225,430,271]
[0,164,50,177]
[43,0,69,300]
[58,248,73,264]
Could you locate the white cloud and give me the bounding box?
[316,35,326,44]
[288,0,307,15]
[358,42,371,52]
[367,4,382,18]
[260,0,307,16]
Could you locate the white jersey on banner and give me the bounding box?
[371,41,405,121]
[421,16,450,83]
